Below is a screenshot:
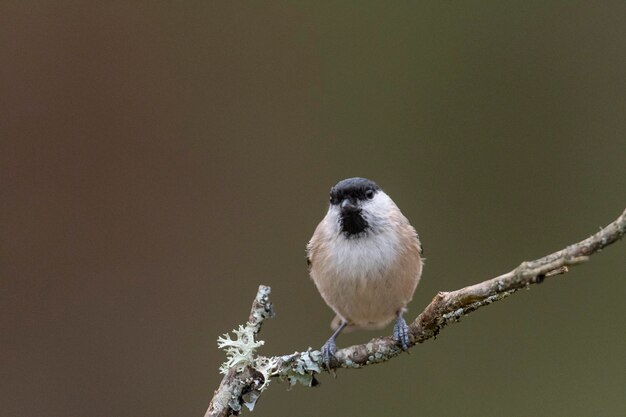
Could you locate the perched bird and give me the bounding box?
[307,177,423,368]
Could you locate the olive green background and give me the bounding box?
[2,2,625,417]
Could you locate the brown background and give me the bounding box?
[1,2,625,417]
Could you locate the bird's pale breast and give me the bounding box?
[309,218,422,329]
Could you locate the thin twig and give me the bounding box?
[205,208,626,417]
[205,286,274,417]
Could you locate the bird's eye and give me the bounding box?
[365,190,374,200]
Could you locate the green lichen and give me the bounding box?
[217,324,277,391]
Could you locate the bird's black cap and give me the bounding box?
[329,177,380,205]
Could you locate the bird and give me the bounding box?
[307,177,423,368]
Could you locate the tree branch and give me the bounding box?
[205,208,626,417]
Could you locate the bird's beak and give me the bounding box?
[341,199,359,214]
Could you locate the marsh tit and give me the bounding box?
[307,177,423,368]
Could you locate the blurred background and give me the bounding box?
[1,2,625,416]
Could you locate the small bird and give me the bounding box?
[307,177,423,368]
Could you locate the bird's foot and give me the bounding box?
[321,338,337,370]
[393,315,411,351]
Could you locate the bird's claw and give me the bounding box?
[393,315,411,351]
[321,338,337,370]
